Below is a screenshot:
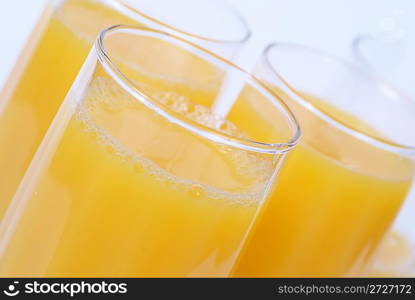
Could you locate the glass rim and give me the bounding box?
[352,33,404,66]
[95,25,301,155]
[107,0,252,44]
[264,42,415,153]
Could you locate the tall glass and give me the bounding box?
[352,26,415,277]
[0,0,250,220]
[0,26,299,277]
[232,43,415,277]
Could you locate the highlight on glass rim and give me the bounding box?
[0,0,414,284]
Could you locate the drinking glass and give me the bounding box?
[232,43,415,277]
[0,26,299,277]
[353,33,415,101]
[352,19,415,276]
[0,0,250,221]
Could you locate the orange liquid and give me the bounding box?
[0,0,137,218]
[231,91,414,277]
[0,43,279,276]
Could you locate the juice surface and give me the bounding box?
[0,64,275,277]
[0,0,136,218]
[231,91,414,277]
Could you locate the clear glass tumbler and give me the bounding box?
[233,43,415,277]
[0,26,299,277]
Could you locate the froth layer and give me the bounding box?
[74,77,274,205]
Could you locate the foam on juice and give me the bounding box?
[74,76,274,205]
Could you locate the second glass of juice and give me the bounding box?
[0,26,299,277]
[232,43,415,277]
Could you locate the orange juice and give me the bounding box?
[0,58,281,276]
[0,18,301,276]
[0,0,143,219]
[231,91,414,277]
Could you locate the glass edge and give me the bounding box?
[95,25,301,155]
